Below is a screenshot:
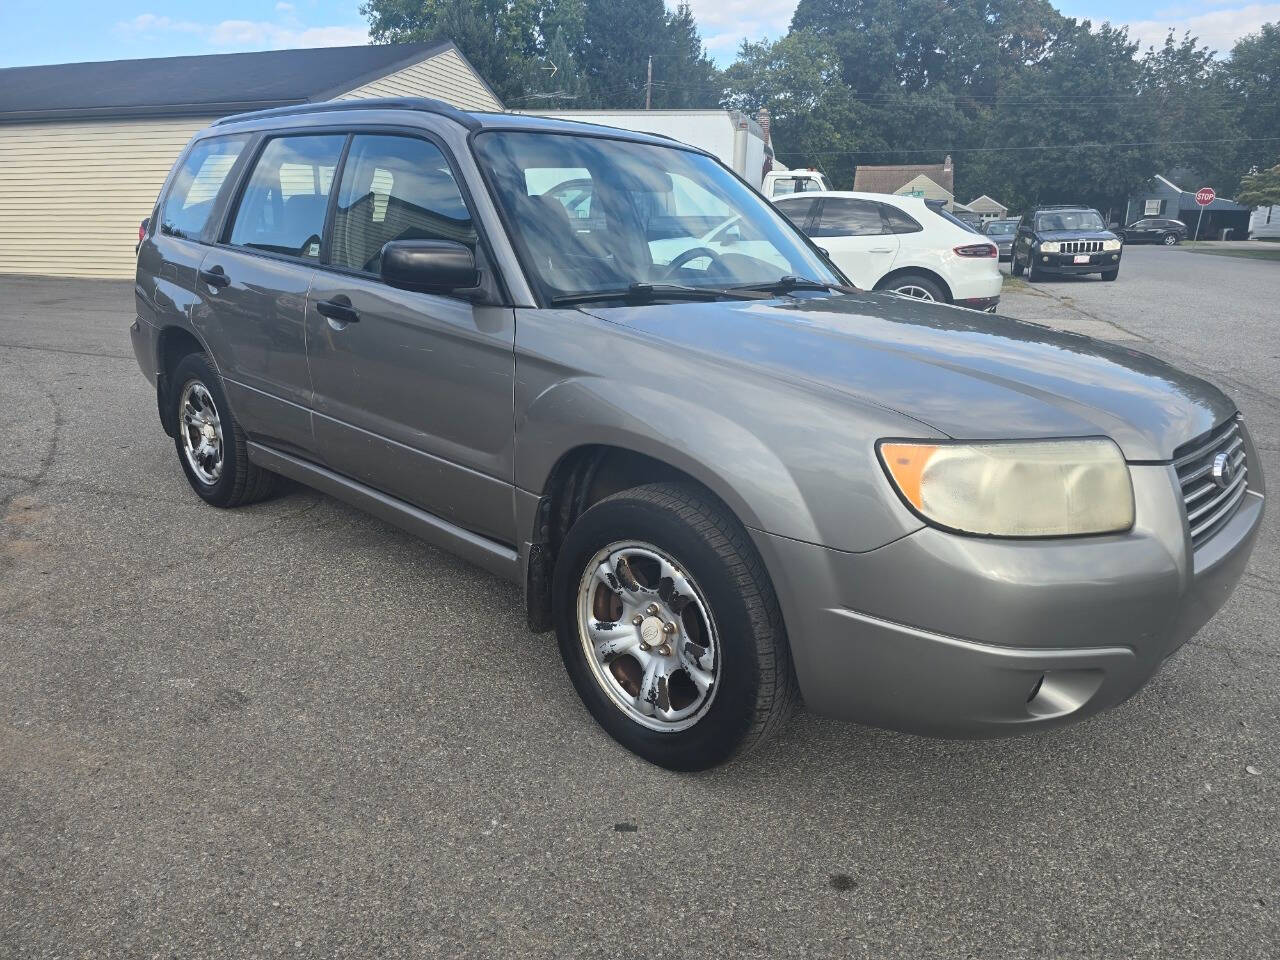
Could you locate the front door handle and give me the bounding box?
[316,297,359,325]
[198,266,230,289]
[869,247,893,253]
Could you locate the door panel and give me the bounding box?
[306,275,516,543]
[306,132,516,544]
[813,198,899,287]
[193,248,316,455]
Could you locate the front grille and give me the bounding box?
[1059,239,1102,254]
[1174,416,1248,548]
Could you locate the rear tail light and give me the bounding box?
[954,243,997,258]
[138,218,149,243]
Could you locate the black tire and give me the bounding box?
[1010,251,1024,277]
[1162,232,1178,246]
[1101,267,1119,281]
[552,482,797,771]
[1026,256,1042,282]
[171,352,275,508]
[882,273,947,303]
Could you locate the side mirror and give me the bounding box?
[380,240,479,294]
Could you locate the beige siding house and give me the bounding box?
[0,42,500,279]
[852,157,957,210]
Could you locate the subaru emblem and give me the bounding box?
[1210,451,1234,489]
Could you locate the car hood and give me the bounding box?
[592,293,1235,460]
[1036,230,1119,242]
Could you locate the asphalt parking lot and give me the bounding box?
[2,246,1277,958]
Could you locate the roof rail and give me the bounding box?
[213,96,481,131]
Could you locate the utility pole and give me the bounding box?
[645,55,653,110]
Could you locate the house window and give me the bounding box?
[1144,199,1163,216]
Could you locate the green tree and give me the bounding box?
[1139,31,1244,194]
[362,0,550,102]
[1238,162,1280,207]
[722,30,883,186]
[1225,23,1280,174]
[983,21,1159,214]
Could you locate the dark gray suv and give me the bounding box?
[132,99,1263,769]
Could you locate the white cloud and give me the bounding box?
[275,2,296,11]
[1122,2,1279,53]
[115,12,368,50]
[683,0,798,59]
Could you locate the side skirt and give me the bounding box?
[247,442,521,583]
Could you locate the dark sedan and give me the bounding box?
[1121,217,1188,245]
[981,218,1018,260]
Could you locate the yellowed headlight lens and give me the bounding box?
[879,439,1135,537]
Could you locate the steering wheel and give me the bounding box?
[662,245,728,280]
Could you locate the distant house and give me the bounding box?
[0,42,502,278]
[1124,174,1252,240]
[853,156,955,209]
[965,195,1009,221]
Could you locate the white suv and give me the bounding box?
[774,191,1003,311]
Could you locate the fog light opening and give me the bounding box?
[1027,674,1045,703]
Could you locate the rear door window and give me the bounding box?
[160,135,249,241]
[329,134,476,275]
[813,198,886,237]
[227,135,345,260]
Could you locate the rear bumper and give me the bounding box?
[754,458,1264,738]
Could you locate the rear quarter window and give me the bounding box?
[160,135,249,241]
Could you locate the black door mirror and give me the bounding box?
[380,240,479,294]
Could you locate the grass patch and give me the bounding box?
[1180,244,1280,262]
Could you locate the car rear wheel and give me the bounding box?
[882,274,946,303]
[552,482,797,771]
[1162,232,1179,246]
[171,352,275,508]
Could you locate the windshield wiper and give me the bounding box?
[726,276,862,297]
[549,282,773,307]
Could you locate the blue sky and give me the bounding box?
[1,0,1274,70]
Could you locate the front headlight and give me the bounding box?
[1039,241,1060,253]
[878,438,1134,537]
[1102,238,1122,251]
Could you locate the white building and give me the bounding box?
[0,42,501,279]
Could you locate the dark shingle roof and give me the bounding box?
[0,42,453,122]
[852,161,955,196]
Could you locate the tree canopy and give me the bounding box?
[362,0,1280,210]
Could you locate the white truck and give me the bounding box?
[525,109,829,196]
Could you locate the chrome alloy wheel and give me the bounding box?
[576,542,720,732]
[892,283,936,301]
[179,380,224,485]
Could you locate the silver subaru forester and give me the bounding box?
[131,99,1264,770]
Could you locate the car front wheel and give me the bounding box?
[552,482,797,771]
[1010,251,1024,277]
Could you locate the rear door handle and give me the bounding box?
[869,247,893,253]
[198,266,230,289]
[316,297,359,325]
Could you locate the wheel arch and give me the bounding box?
[155,325,212,437]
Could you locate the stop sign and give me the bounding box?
[1196,187,1216,206]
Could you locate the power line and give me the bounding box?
[772,135,1280,159]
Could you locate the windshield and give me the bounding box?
[984,221,1016,235]
[474,131,839,303]
[1035,210,1105,232]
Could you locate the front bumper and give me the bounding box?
[1034,250,1122,274]
[956,295,1000,313]
[754,456,1264,738]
